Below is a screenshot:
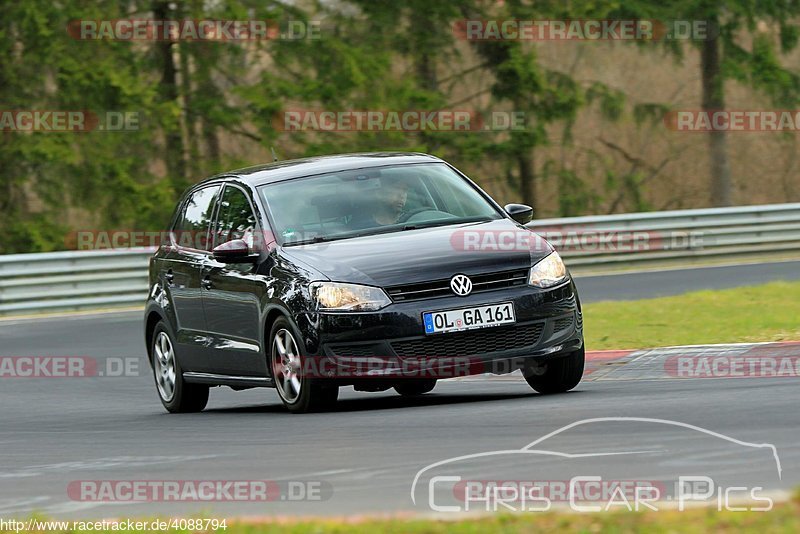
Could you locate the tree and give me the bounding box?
[607,0,800,206]
[0,0,174,253]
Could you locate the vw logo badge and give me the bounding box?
[450,274,473,296]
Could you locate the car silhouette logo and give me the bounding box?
[450,274,473,296]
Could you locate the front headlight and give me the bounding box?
[528,251,567,288]
[310,282,391,312]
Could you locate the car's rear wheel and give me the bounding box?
[522,346,584,394]
[270,317,338,413]
[151,322,209,413]
[394,379,437,396]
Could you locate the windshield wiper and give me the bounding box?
[284,228,399,246]
[283,235,348,246]
[400,217,492,231]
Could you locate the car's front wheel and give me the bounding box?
[522,346,585,394]
[270,317,338,413]
[151,322,209,413]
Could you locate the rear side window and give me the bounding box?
[174,185,221,250]
[213,185,259,248]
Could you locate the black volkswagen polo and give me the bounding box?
[144,153,584,413]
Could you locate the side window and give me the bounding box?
[213,185,258,248]
[174,185,221,251]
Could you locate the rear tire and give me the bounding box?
[522,347,584,394]
[394,379,437,396]
[151,322,209,413]
[270,317,339,414]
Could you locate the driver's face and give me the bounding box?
[383,183,408,214]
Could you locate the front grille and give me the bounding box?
[386,269,528,302]
[391,323,544,359]
[552,315,574,333]
[329,344,382,358]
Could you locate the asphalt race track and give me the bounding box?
[1,261,799,519]
[575,259,800,301]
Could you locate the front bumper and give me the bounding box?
[294,278,583,381]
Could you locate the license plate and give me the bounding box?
[423,302,515,334]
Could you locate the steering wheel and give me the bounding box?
[397,207,437,223]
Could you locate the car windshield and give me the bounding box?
[258,163,502,245]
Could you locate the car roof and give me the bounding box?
[202,152,445,187]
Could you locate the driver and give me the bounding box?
[349,178,410,229]
[374,179,409,225]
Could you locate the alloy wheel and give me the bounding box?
[272,328,302,404]
[153,331,176,401]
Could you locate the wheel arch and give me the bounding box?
[262,307,292,373]
[144,309,167,367]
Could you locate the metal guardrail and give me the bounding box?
[0,249,152,315]
[1,202,799,316]
[529,202,800,267]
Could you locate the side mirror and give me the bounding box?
[504,203,533,225]
[212,239,258,263]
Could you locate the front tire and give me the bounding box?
[269,317,338,413]
[151,322,209,413]
[522,346,584,394]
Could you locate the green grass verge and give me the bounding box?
[583,280,800,350]
[4,494,799,533]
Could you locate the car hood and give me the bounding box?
[279,219,553,287]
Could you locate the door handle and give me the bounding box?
[201,276,212,290]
